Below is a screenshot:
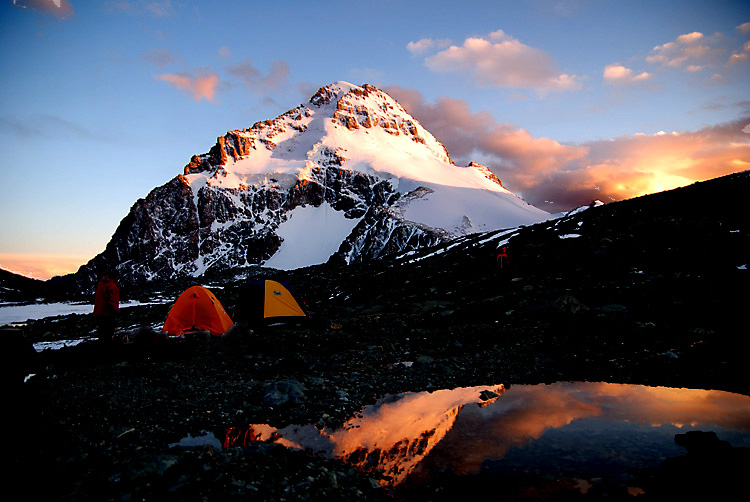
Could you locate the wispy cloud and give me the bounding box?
[156,72,219,102]
[406,37,453,56]
[218,46,232,60]
[106,0,176,17]
[387,86,750,210]
[412,29,582,93]
[11,0,74,19]
[0,114,111,141]
[603,63,651,85]
[226,60,290,95]
[646,31,727,72]
[142,48,176,69]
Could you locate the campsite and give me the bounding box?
[7,173,750,500]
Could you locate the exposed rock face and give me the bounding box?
[468,161,504,188]
[71,82,547,292]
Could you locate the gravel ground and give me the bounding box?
[7,173,750,500]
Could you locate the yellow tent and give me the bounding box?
[237,280,307,323]
[162,285,234,336]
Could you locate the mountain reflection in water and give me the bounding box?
[226,382,750,494]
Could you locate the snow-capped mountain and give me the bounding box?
[227,385,505,486]
[75,82,549,288]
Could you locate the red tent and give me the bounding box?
[162,285,234,336]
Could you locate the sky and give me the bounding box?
[0,0,748,279]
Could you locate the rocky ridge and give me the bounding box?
[67,82,548,293]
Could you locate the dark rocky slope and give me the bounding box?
[8,171,749,500]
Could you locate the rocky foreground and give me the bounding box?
[7,172,750,500]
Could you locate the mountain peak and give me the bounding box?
[309,80,360,106]
[183,81,470,192]
[75,82,551,287]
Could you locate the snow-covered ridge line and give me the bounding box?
[72,82,551,289]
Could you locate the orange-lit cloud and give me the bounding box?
[603,63,651,85]
[406,37,453,56]
[156,72,219,102]
[416,30,582,93]
[647,31,723,70]
[387,86,750,210]
[11,0,74,19]
[0,254,88,280]
[418,382,750,477]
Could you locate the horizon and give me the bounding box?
[1,0,748,280]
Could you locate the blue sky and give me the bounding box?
[1,0,748,278]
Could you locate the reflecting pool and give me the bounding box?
[225,382,750,499]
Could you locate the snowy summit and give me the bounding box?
[75,82,550,287]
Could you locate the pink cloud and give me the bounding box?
[647,31,726,70]
[386,86,750,210]
[156,72,219,102]
[420,29,582,93]
[603,63,651,85]
[727,40,750,67]
[11,0,74,19]
[406,37,453,56]
[386,85,587,173]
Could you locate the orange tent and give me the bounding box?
[162,285,234,336]
[234,279,307,324]
[261,280,306,319]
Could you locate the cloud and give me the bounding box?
[406,37,453,56]
[603,63,651,85]
[226,60,290,95]
[418,29,582,93]
[106,0,175,17]
[727,40,750,67]
[142,48,175,69]
[11,0,74,19]
[386,86,750,210]
[0,114,111,142]
[156,72,219,102]
[386,85,588,181]
[218,46,232,60]
[738,22,750,35]
[521,119,750,209]
[143,0,174,17]
[647,31,727,70]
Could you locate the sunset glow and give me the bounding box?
[0,254,87,280]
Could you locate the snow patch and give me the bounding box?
[264,203,362,270]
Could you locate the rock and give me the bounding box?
[261,380,307,407]
[675,431,731,455]
[554,295,589,315]
[479,389,499,401]
[601,304,628,313]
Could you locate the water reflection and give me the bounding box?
[226,382,750,493]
